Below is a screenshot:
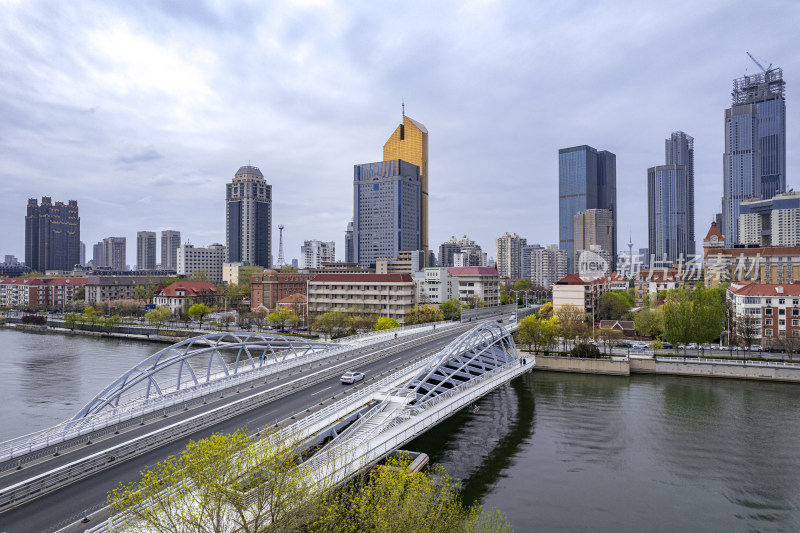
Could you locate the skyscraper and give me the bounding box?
[344,220,354,263]
[353,159,420,269]
[136,231,157,270]
[573,209,614,266]
[301,240,336,269]
[226,165,272,268]
[495,232,527,279]
[531,245,567,289]
[648,131,696,263]
[722,62,786,245]
[438,236,462,268]
[161,230,181,270]
[25,197,80,272]
[101,237,127,270]
[558,146,617,273]
[383,113,428,261]
[79,241,85,267]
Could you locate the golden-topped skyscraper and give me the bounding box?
[383,111,429,261]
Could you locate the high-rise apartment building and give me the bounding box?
[647,131,696,264]
[722,63,786,245]
[353,159,420,269]
[25,197,80,272]
[97,237,127,271]
[177,243,227,284]
[384,113,428,262]
[739,191,800,247]
[301,240,336,269]
[161,230,181,270]
[79,241,86,267]
[439,235,485,268]
[558,146,617,273]
[226,165,272,268]
[495,232,527,279]
[136,231,157,270]
[344,220,354,263]
[438,236,462,268]
[521,244,544,280]
[531,245,568,289]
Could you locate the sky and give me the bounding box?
[2,0,799,267]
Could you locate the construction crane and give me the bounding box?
[747,51,772,74]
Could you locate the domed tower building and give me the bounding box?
[226,165,272,268]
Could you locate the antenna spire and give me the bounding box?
[402,99,405,118]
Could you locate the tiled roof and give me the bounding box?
[311,274,414,283]
[599,320,635,330]
[729,282,800,296]
[704,221,725,241]
[155,281,221,297]
[707,246,800,257]
[446,267,499,276]
[277,293,307,304]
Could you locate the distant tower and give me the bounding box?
[277,225,285,267]
[226,165,272,267]
[628,232,634,276]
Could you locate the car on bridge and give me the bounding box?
[341,371,365,384]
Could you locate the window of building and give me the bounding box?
[766,318,773,326]
[765,329,773,337]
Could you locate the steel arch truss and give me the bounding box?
[74,333,336,419]
[402,322,518,406]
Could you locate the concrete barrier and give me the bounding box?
[533,355,630,376]
[635,359,800,382]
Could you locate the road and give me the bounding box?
[0,328,466,533]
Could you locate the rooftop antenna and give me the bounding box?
[276,225,285,267]
[402,98,405,118]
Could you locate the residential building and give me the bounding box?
[25,197,80,272]
[531,245,567,289]
[307,262,375,275]
[634,268,682,303]
[384,113,429,263]
[250,270,314,311]
[448,266,501,307]
[95,237,126,271]
[440,235,486,268]
[722,64,786,245]
[79,242,85,267]
[552,273,627,313]
[739,191,800,247]
[136,231,157,270]
[353,159,420,268]
[176,243,227,284]
[344,220,354,263]
[574,244,611,277]
[376,250,425,274]
[521,244,543,280]
[301,240,336,269]
[438,236,462,268]
[152,281,222,314]
[496,232,527,279]
[0,277,87,309]
[161,230,181,271]
[223,262,245,286]
[84,275,160,304]
[727,281,800,349]
[308,274,416,322]
[559,146,617,273]
[416,267,458,304]
[226,165,272,268]
[574,209,614,261]
[598,320,635,338]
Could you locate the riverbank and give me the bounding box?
[529,352,800,383]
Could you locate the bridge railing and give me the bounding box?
[654,356,800,368]
[0,323,459,465]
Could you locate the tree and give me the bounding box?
[310,458,512,533]
[439,298,462,321]
[102,315,121,333]
[513,279,531,291]
[348,314,377,333]
[266,307,300,332]
[279,264,298,273]
[662,287,694,348]
[313,311,348,339]
[132,283,156,306]
[735,314,760,355]
[238,265,264,286]
[405,305,445,325]
[80,306,99,328]
[374,317,401,330]
[538,301,553,320]
[556,304,589,345]
[516,315,559,353]
[597,326,624,354]
[145,307,172,334]
[188,303,210,329]
[777,331,800,361]
[64,313,79,331]
[633,306,664,338]
[597,291,633,321]
[224,283,250,307]
[73,286,85,302]
[464,296,487,309]
[109,429,316,533]
[691,283,726,344]
[571,342,602,359]
[251,309,267,332]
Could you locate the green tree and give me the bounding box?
[405,305,445,325]
[188,303,210,329]
[662,287,694,347]
[597,326,624,354]
[132,283,156,306]
[81,306,99,328]
[64,313,79,331]
[556,304,589,345]
[102,315,121,333]
[691,282,726,343]
[597,290,633,321]
[439,297,462,321]
[266,307,300,332]
[513,279,532,291]
[279,264,298,273]
[516,315,559,353]
[238,265,264,286]
[145,307,172,334]
[348,314,378,334]
[313,311,348,339]
[187,269,211,283]
[538,301,553,320]
[374,317,401,330]
[633,306,664,338]
[463,296,487,309]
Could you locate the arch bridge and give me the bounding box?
[74,332,336,419]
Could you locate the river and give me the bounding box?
[2,328,800,531]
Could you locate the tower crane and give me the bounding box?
[746,51,772,73]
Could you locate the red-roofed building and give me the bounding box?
[153,281,222,313]
[250,270,314,312]
[728,281,800,349]
[308,273,416,322]
[553,273,627,313]
[276,293,308,320]
[0,277,87,310]
[446,266,501,306]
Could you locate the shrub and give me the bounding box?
[571,342,601,359]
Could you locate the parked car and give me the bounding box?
[659,341,673,349]
[750,345,764,352]
[340,371,365,384]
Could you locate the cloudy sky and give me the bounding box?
[2,0,799,267]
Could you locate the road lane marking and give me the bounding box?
[311,386,334,396]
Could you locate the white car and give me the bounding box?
[340,371,365,384]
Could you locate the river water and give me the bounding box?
[3,328,800,531]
